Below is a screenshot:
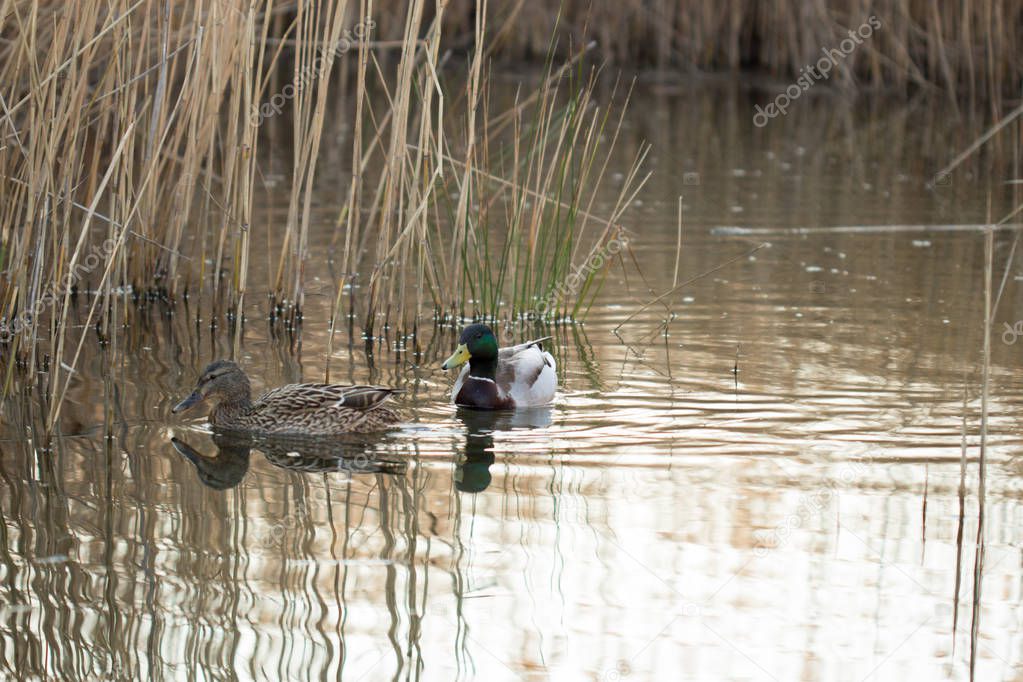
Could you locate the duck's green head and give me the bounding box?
[442,324,498,370]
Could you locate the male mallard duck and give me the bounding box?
[172,360,401,435]
[441,324,556,409]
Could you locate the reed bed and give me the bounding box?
[0,0,646,430]
[0,0,290,427]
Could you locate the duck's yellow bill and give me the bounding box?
[441,344,470,370]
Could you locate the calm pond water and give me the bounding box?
[2,75,1022,681]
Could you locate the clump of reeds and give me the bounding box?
[0,0,647,430]
[324,23,648,343]
[0,0,354,427]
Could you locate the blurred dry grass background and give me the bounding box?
[403,0,1021,107]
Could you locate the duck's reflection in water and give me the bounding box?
[455,406,553,493]
[170,432,408,489]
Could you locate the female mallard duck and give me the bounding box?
[441,324,556,409]
[172,360,401,435]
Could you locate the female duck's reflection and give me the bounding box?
[455,407,552,493]
[170,432,408,490]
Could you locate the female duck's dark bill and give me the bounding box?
[172,391,203,413]
[441,343,471,370]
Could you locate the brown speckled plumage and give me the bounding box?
[173,360,401,435]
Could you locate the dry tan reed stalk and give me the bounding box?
[970,224,993,679]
